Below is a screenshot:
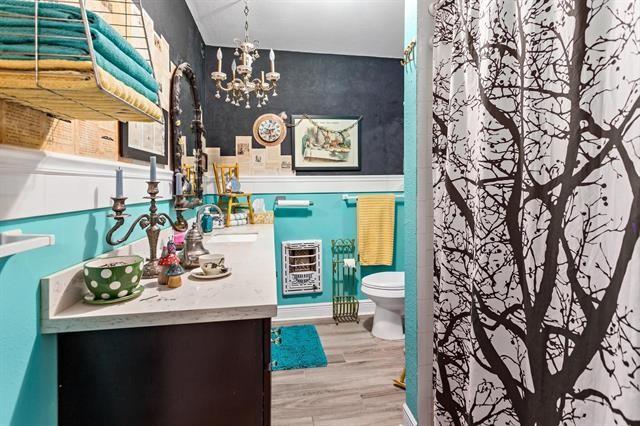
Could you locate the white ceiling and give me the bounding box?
[185,0,404,58]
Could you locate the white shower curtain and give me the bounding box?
[432,0,640,424]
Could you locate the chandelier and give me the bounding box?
[210,0,280,109]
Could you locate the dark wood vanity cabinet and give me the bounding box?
[58,318,272,426]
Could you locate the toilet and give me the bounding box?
[361,271,405,340]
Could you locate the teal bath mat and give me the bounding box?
[271,325,328,371]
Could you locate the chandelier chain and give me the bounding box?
[244,0,249,40]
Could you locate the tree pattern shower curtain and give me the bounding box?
[432,0,640,424]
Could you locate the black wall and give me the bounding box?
[204,47,404,175]
[141,0,206,102]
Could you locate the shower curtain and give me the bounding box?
[432,1,640,425]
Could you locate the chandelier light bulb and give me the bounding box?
[217,48,222,61]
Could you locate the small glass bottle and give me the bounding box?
[201,206,214,233]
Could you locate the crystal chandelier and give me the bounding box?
[210,0,280,109]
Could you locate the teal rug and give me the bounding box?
[271,325,328,371]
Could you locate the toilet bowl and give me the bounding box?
[361,271,404,340]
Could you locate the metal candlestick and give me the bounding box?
[106,181,189,278]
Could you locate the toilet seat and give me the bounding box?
[362,271,404,291]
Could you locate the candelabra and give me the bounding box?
[106,181,189,278]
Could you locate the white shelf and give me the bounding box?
[0,230,55,258]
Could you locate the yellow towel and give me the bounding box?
[0,59,162,122]
[357,194,396,266]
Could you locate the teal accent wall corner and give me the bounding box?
[207,193,405,306]
[404,0,419,417]
[0,202,192,426]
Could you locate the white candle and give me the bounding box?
[216,48,222,72]
[175,172,183,196]
[115,167,123,198]
[149,156,157,182]
[269,49,275,73]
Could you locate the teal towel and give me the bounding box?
[0,0,151,73]
[0,43,158,103]
[0,26,159,94]
[0,0,158,102]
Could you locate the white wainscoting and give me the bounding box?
[0,145,174,221]
[1,145,404,221]
[274,299,375,323]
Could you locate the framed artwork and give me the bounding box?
[119,110,169,164]
[291,115,361,171]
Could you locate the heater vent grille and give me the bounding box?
[282,240,322,295]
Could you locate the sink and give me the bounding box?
[208,233,258,243]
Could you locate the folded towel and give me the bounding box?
[0,43,158,103]
[0,0,159,102]
[0,0,151,73]
[357,195,396,266]
[0,59,162,121]
[0,25,159,94]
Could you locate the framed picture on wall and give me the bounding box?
[119,110,170,164]
[291,115,361,171]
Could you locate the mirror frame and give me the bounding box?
[170,62,207,202]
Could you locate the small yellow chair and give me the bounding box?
[212,163,255,227]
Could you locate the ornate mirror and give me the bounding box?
[170,62,207,202]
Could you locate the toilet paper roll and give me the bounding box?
[277,200,310,207]
[344,258,356,269]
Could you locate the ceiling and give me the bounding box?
[185,0,404,58]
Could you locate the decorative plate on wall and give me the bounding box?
[253,113,287,147]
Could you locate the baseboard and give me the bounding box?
[403,403,418,426]
[274,299,375,323]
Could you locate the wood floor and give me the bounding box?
[272,318,405,426]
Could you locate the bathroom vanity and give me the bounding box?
[41,225,277,426]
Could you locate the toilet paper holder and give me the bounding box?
[274,196,314,208]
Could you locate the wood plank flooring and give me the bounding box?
[272,318,405,426]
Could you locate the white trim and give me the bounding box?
[403,403,418,426]
[274,299,375,322]
[204,174,404,195]
[0,229,55,257]
[0,145,174,221]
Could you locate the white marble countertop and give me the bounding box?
[41,224,277,334]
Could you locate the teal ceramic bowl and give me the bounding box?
[83,255,144,301]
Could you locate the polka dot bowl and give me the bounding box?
[83,255,144,301]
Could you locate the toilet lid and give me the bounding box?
[362,271,405,290]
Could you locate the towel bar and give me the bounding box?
[341,194,404,201]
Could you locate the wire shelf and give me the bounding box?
[0,0,162,122]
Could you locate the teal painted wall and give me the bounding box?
[404,0,419,417]
[206,193,405,306]
[0,201,191,426]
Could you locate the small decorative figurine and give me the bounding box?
[166,263,185,288]
[158,239,180,285]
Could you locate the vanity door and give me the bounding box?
[58,318,271,426]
